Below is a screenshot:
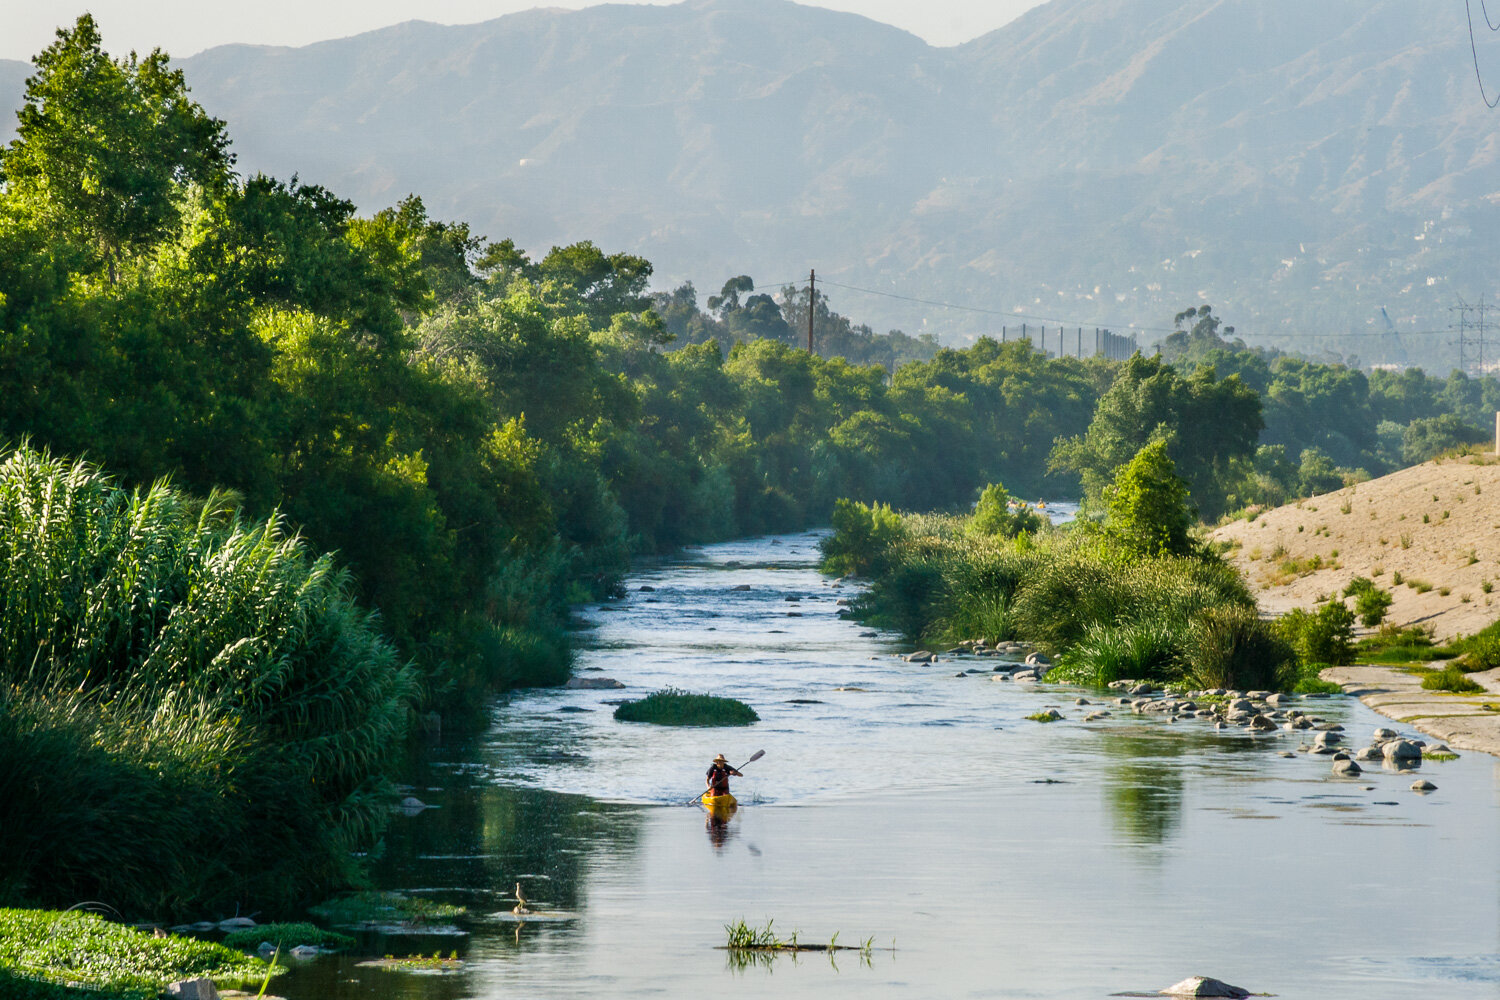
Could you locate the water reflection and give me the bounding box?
[1097,731,1188,845]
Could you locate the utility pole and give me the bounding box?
[807,269,815,355]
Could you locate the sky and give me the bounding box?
[2,0,1048,63]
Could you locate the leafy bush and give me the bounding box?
[1102,441,1197,557]
[1342,577,1394,627]
[613,688,759,726]
[969,483,1042,539]
[820,499,906,577]
[1455,621,1500,673]
[1278,602,1356,666]
[0,909,273,1000]
[1422,666,1486,693]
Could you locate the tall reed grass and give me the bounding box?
[0,444,415,915]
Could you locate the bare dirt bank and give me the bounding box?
[1210,452,1500,641]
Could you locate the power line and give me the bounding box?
[814,276,1457,342]
[1482,0,1500,30]
[1467,0,1500,107]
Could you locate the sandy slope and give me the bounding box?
[1209,452,1500,641]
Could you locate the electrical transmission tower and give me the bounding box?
[1451,298,1475,376]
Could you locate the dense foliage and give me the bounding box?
[822,467,1297,692]
[0,445,411,915]
[0,909,273,1000]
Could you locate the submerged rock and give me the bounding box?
[1160,976,1251,998]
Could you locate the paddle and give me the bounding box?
[686,749,765,805]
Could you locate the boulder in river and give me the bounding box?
[566,677,625,689]
[1373,727,1398,740]
[1160,976,1250,998]
[905,651,934,663]
[1332,759,1362,775]
[1411,779,1438,792]
[1382,739,1422,762]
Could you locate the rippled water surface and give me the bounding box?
[276,532,1500,999]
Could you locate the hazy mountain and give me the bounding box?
[4,0,1497,367]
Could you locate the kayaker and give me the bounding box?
[705,753,741,797]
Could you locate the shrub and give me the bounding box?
[1102,441,1196,557]
[970,483,1042,539]
[613,688,758,726]
[1343,577,1394,627]
[1278,602,1356,666]
[1185,605,1296,690]
[820,499,905,577]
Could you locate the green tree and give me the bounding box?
[1401,413,1488,464]
[1103,441,1196,557]
[0,15,233,272]
[1050,352,1260,518]
[970,482,1041,538]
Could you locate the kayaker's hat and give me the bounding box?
[713,754,728,764]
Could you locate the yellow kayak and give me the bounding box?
[700,791,737,816]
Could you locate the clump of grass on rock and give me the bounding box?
[1422,666,1487,694]
[613,688,758,726]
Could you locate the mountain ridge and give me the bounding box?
[3,0,1496,367]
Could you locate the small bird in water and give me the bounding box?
[513,881,530,915]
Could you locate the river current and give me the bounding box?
[276,531,1500,999]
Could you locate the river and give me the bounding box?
[274,530,1500,999]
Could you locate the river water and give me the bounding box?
[276,531,1500,1000]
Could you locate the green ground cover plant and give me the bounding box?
[221,923,356,952]
[0,909,273,1000]
[613,689,759,726]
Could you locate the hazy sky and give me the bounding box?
[3,1,1048,63]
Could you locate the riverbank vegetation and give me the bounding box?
[0,909,274,1000]
[0,446,412,915]
[613,689,759,726]
[823,449,1300,691]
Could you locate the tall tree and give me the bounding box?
[0,15,233,272]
